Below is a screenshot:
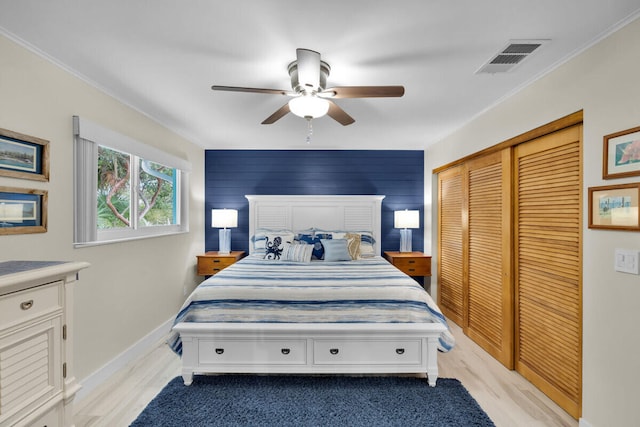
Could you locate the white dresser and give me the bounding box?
[0,261,89,427]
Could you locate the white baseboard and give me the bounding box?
[579,418,594,427]
[74,316,174,402]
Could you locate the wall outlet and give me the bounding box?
[614,249,640,275]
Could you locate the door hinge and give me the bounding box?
[63,324,67,340]
[63,362,67,378]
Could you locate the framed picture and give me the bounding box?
[588,183,640,231]
[0,127,50,181]
[603,125,640,179]
[0,186,48,235]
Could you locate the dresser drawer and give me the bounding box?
[198,339,307,365]
[313,339,422,365]
[0,282,62,327]
[392,258,431,276]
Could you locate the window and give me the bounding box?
[73,116,190,247]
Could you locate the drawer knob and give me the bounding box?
[408,260,415,264]
[20,300,34,310]
[396,348,405,355]
[329,348,339,355]
[215,348,224,354]
[281,348,290,355]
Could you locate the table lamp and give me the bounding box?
[211,208,237,254]
[394,209,419,252]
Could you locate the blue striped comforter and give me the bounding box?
[168,255,454,354]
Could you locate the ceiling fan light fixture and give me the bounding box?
[288,95,330,119]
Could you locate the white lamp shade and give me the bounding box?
[394,210,419,229]
[211,209,238,228]
[288,95,330,118]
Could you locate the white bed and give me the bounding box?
[171,195,453,386]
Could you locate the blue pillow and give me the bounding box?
[321,239,352,262]
[297,233,332,260]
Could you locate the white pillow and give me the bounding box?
[252,229,295,256]
[281,242,313,262]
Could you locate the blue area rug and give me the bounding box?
[130,375,494,426]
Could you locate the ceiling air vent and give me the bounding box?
[476,39,549,74]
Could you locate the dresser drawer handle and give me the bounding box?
[215,348,224,355]
[213,259,221,263]
[408,260,415,264]
[408,268,415,272]
[281,348,290,355]
[329,348,339,355]
[396,348,405,355]
[20,300,34,310]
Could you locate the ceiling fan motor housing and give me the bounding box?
[288,60,330,93]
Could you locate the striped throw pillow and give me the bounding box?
[281,242,314,263]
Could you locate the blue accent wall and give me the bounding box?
[204,150,424,254]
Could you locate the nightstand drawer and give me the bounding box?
[392,258,431,276]
[196,251,245,276]
[383,252,432,277]
[197,258,235,275]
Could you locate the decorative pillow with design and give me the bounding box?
[321,239,352,262]
[281,242,313,263]
[344,232,361,260]
[297,232,332,260]
[252,229,295,259]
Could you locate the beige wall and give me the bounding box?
[0,35,204,381]
[426,16,640,427]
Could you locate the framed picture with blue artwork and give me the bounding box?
[0,127,49,181]
[0,186,48,235]
[588,183,640,231]
[603,125,640,179]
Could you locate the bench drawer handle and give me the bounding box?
[329,348,339,355]
[215,348,224,354]
[396,348,405,355]
[281,348,290,355]
[20,300,34,310]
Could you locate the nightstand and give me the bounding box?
[383,251,432,278]
[197,251,245,276]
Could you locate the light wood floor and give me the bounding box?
[74,321,578,427]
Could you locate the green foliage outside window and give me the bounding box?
[97,146,176,229]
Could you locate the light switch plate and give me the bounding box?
[614,249,640,274]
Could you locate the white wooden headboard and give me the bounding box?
[245,195,386,255]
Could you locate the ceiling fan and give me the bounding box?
[211,48,405,126]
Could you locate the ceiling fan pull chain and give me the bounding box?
[306,116,313,143]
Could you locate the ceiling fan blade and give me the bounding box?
[261,103,291,125]
[327,100,355,126]
[296,48,321,92]
[212,85,291,96]
[323,85,405,99]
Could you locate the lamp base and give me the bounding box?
[399,229,412,253]
[218,228,231,254]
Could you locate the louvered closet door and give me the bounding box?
[514,124,582,418]
[465,150,513,368]
[437,166,464,325]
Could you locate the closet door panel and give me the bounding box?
[514,124,582,419]
[437,166,464,325]
[466,150,513,368]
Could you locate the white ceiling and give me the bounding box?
[1,1,639,150]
